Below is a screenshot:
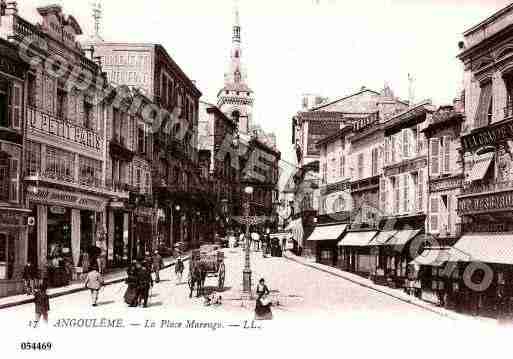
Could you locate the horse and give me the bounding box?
[188,261,205,298]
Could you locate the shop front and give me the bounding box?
[133,206,157,259]
[338,230,377,276]
[305,223,347,266]
[0,209,29,297]
[368,230,398,284]
[26,186,108,287]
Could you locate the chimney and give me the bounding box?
[5,1,17,15]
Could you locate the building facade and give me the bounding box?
[0,35,30,297]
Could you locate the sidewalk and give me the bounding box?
[283,251,488,322]
[0,255,190,310]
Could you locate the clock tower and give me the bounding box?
[217,1,254,136]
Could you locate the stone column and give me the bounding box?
[107,210,114,262]
[71,209,81,267]
[36,205,47,271]
[123,212,129,260]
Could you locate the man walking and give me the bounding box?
[175,256,184,285]
[85,266,103,307]
[136,262,153,307]
[152,251,163,283]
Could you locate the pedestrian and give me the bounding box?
[85,266,103,307]
[175,256,184,285]
[136,261,153,307]
[255,278,272,320]
[33,282,50,325]
[23,261,38,295]
[152,250,163,283]
[124,261,139,307]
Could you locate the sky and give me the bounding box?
[19,0,513,166]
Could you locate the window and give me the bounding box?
[371,148,378,176]
[162,75,168,105]
[45,146,74,182]
[475,81,493,128]
[322,162,327,184]
[442,136,451,174]
[430,196,439,233]
[385,138,390,165]
[28,73,37,107]
[403,173,409,213]
[0,154,8,201]
[56,88,67,120]
[79,156,101,187]
[0,80,8,128]
[430,138,440,176]
[417,169,424,212]
[403,129,410,158]
[358,153,364,178]
[394,176,400,215]
[84,100,93,129]
[135,168,141,190]
[9,157,19,203]
[339,154,345,178]
[138,126,145,153]
[26,141,41,176]
[145,172,151,194]
[391,136,396,163]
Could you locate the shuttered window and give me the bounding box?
[403,173,409,213]
[380,178,387,214]
[340,155,345,178]
[9,158,19,203]
[417,169,424,212]
[358,153,364,178]
[385,138,390,165]
[394,176,400,215]
[10,82,22,130]
[391,136,396,163]
[430,138,440,176]
[430,196,439,233]
[403,129,410,158]
[371,148,378,176]
[475,81,493,128]
[443,136,451,174]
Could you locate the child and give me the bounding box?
[34,283,50,325]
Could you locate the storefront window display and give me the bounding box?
[0,232,15,280]
[47,207,73,287]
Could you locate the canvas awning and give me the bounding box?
[410,248,454,267]
[468,153,494,182]
[306,223,348,242]
[386,229,422,248]
[338,231,378,247]
[368,230,398,246]
[451,234,513,265]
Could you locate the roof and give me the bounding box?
[383,100,434,131]
[463,3,513,37]
[316,124,353,147]
[310,88,381,111]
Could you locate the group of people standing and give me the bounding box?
[123,251,164,308]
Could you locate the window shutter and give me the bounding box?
[417,169,424,212]
[391,136,396,163]
[9,158,19,203]
[475,82,493,128]
[409,129,415,157]
[384,138,390,165]
[430,196,439,233]
[403,129,410,159]
[403,173,409,213]
[340,155,345,178]
[443,136,451,174]
[10,82,22,130]
[380,178,387,214]
[395,176,400,215]
[416,124,422,153]
[430,138,440,177]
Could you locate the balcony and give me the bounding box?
[109,136,134,161]
[320,180,351,196]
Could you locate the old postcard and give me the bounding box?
[1,0,513,357]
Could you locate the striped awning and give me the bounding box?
[386,229,422,248]
[338,231,378,247]
[306,223,347,242]
[368,230,398,246]
[468,153,494,182]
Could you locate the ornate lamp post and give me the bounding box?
[232,186,268,294]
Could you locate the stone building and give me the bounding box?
[0,4,129,286]
[0,34,30,297]
[91,41,203,252]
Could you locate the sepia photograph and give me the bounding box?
[1,0,513,357]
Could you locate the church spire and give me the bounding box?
[232,1,241,43]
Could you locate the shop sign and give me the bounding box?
[27,187,106,212]
[28,108,102,151]
[461,119,513,151]
[429,176,463,192]
[384,156,428,177]
[50,206,66,215]
[458,191,513,214]
[0,212,25,227]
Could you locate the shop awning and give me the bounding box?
[306,223,348,242]
[410,248,454,267]
[468,153,494,182]
[368,230,398,246]
[338,231,378,247]
[451,234,513,265]
[386,229,422,248]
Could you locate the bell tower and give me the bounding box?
[217,0,254,136]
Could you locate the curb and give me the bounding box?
[283,253,459,320]
[0,256,190,310]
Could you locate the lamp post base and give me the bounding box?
[243,269,252,294]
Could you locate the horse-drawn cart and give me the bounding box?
[188,245,226,297]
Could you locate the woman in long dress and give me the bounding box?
[255,278,272,320]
